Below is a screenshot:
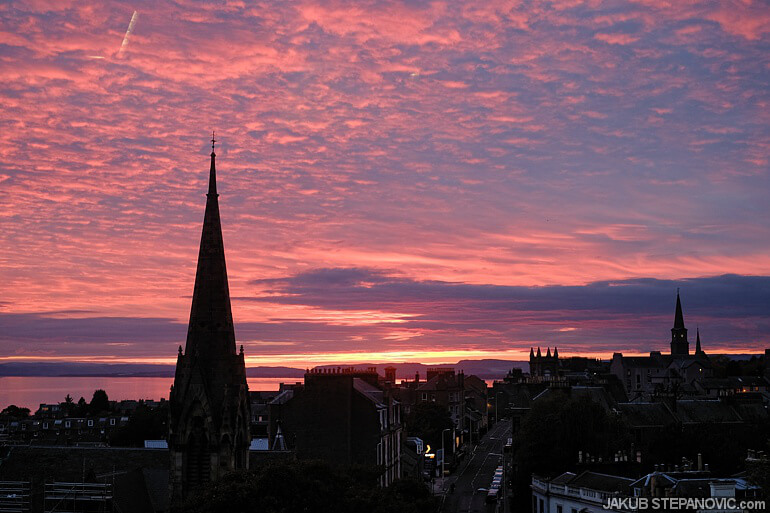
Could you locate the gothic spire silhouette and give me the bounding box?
[673,288,685,330]
[169,136,250,500]
[185,131,236,360]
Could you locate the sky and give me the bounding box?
[1,0,769,368]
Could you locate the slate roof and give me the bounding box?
[353,378,385,406]
[269,389,295,405]
[551,472,576,485]
[674,400,742,424]
[569,471,635,493]
[733,402,769,422]
[616,402,676,428]
[532,386,617,411]
[417,373,456,392]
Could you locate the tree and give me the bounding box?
[512,394,630,509]
[1,405,31,418]
[89,389,110,414]
[110,403,169,447]
[74,396,88,416]
[404,402,454,452]
[62,394,75,415]
[174,460,437,513]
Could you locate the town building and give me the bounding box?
[532,471,635,513]
[414,368,488,438]
[610,291,713,401]
[167,139,251,500]
[532,466,762,513]
[267,367,402,487]
[530,347,560,378]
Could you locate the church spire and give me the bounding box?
[184,133,236,359]
[169,138,251,501]
[674,288,685,330]
[670,289,689,356]
[696,327,703,355]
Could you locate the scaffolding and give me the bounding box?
[0,481,31,513]
[43,482,112,513]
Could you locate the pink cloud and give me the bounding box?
[594,33,639,45]
[0,0,767,362]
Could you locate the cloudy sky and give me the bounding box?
[1,0,769,367]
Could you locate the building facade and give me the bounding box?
[268,368,402,487]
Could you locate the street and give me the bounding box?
[440,419,511,513]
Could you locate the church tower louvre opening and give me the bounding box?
[168,134,251,501]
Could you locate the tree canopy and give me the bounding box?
[1,405,31,418]
[89,389,110,414]
[174,460,437,513]
[404,401,454,451]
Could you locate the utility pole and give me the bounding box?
[441,427,451,481]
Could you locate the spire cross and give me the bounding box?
[211,131,216,153]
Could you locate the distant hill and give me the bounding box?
[0,359,527,380]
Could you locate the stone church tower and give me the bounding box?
[168,136,251,500]
[670,290,689,355]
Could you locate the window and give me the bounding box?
[65,421,71,428]
[88,419,94,427]
[539,498,544,513]
[421,393,427,401]
[557,506,563,513]
[110,418,116,426]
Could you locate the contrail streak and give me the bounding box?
[117,10,138,58]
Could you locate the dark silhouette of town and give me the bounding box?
[1,147,768,513]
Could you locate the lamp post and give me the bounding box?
[441,427,451,481]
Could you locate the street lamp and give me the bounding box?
[441,427,451,481]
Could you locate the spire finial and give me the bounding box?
[208,133,218,196]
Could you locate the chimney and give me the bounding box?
[697,453,703,471]
[415,372,419,383]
